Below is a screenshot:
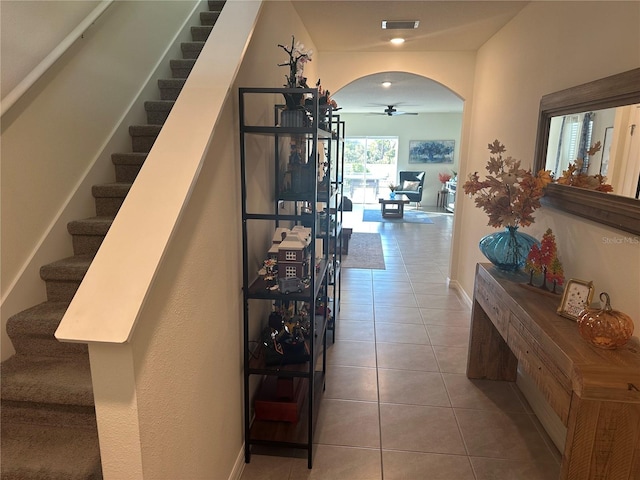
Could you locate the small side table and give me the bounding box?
[437,190,447,209]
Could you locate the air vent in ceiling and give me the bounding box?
[382,20,419,30]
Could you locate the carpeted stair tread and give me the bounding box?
[191,25,213,42]
[111,152,148,165]
[67,216,114,236]
[40,255,92,282]
[157,78,186,100]
[200,11,221,25]
[208,0,226,11]
[111,153,146,183]
[1,422,102,480]
[144,100,175,112]
[1,355,94,407]
[129,124,162,136]
[6,302,87,358]
[144,100,175,125]
[92,182,131,198]
[169,59,196,78]
[181,41,205,59]
[7,302,70,337]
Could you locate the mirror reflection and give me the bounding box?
[545,104,640,199]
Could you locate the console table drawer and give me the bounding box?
[508,323,572,425]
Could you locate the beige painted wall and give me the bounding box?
[0,0,101,98]
[1,0,201,359]
[456,1,640,332]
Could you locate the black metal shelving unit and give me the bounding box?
[239,87,343,469]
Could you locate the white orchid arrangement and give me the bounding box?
[278,36,313,89]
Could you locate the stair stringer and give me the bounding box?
[55,1,263,478]
[0,0,212,363]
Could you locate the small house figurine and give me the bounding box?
[276,228,311,280]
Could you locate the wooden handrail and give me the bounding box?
[1,0,114,117]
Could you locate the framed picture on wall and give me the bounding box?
[409,140,455,164]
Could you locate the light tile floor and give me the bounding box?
[240,205,561,480]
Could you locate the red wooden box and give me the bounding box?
[254,376,307,423]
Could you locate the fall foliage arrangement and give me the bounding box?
[525,228,565,293]
[463,140,553,228]
[554,141,613,192]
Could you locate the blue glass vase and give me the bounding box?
[479,226,539,272]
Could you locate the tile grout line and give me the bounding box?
[370,268,386,480]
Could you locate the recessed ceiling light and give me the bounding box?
[390,38,405,45]
[382,81,392,88]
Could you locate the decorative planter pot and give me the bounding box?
[280,109,307,127]
[479,226,538,272]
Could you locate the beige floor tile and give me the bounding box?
[340,289,373,304]
[375,322,430,345]
[373,282,413,298]
[410,282,455,296]
[374,305,423,324]
[324,365,378,401]
[414,293,468,310]
[339,303,374,322]
[382,450,475,480]
[376,342,440,371]
[426,325,470,347]
[470,456,561,480]
[443,374,529,412]
[403,264,445,275]
[432,345,468,374]
[372,270,411,283]
[288,445,382,479]
[326,340,376,367]
[240,453,295,480]
[421,308,471,327]
[341,272,373,285]
[455,408,556,461]
[380,403,466,455]
[407,270,448,284]
[378,369,450,407]
[373,292,418,307]
[316,399,380,448]
[335,320,375,342]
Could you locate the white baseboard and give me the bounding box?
[228,447,245,480]
[448,279,472,309]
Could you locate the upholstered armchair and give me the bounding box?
[395,171,425,205]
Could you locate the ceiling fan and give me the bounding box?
[375,105,419,116]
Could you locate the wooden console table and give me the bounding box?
[467,263,640,480]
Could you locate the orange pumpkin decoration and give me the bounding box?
[577,292,635,349]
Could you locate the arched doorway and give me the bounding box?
[331,72,464,209]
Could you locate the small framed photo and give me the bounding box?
[557,279,594,320]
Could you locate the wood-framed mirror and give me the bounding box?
[533,68,640,236]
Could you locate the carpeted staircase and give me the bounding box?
[0,2,225,478]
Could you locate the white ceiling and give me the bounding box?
[291,1,529,114]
